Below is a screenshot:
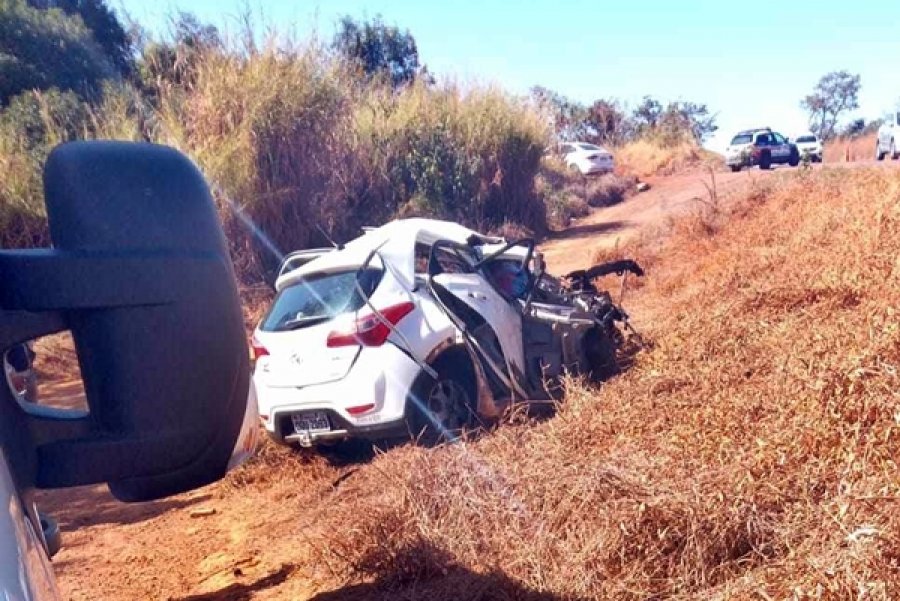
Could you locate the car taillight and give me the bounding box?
[250,335,269,360]
[326,302,415,348]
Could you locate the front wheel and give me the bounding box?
[729,165,741,173]
[876,141,886,161]
[759,152,772,170]
[891,140,899,160]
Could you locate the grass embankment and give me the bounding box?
[263,166,900,599]
[824,132,877,163]
[0,43,550,283]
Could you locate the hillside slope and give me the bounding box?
[43,166,900,600]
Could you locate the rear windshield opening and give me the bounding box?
[730,134,753,145]
[795,136,817,143]
[261,268,383,332]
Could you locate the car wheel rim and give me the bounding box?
[426,380,467,431]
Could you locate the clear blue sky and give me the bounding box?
[118,0,900,152]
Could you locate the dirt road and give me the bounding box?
[540,160,883,274]
[36,159,892,600]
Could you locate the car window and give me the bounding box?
[731,134,752,145]
[261,268,382,332]
[577,143,601,151]
[796,135,817,143]
[415,242,475,274]
[772,133,786,144]
[755,133,772,146]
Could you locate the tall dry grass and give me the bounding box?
[824,131,877,163]
[614,132,722,178]
[0,38,551,282]
[303,166,900,599]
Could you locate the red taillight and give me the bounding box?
[250,335,269,360]
[326,302,415,348]
[347,403,376,416]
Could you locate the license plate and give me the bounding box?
[291,411,330,434]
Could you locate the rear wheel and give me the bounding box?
[788,148,800,167]
[729,165,741,173]
[891,140,899,160]
[407,358,475,444]
[759,152,772,170]
[876,141,886,161]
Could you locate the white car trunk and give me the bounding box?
[255,326,360,389]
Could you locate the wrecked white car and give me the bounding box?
[251,218,642,447]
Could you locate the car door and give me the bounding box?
[771,132,791,159]
[427,242,526,384]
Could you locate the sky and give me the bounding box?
[117,0,900,152]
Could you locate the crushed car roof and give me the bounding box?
[275,218,502,292]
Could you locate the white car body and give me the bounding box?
[559,142,615,175]
[0,452,60,600]
[253,218,633,448]
[793,133,823,162]
[876,111,900,160]
[253,219,521,446]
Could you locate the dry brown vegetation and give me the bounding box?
[824,132,877,163]
[44,161,900,600]
[615,136,722,178]
[290,166,900,599]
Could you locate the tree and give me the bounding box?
[801,70,861,141]
[0,0,116,104]
[659,101,717,142]
[136,12,221,95]
[333,15,420,88]
[530,86,589,141]
[29,0,133,77]
[584,98,631,146]
[631,96,663,133]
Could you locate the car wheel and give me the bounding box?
[759,152,772,170]
[891,140,899,160]
[788,148,800,167]
[729,165,741,173]
[583,326,620,382]
[407,360,474,444]
[876,141,886,161]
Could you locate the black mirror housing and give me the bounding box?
[0,141,252,501]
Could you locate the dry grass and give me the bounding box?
[615,137,722,178]
[298,166,900,599]
[824,132,877,163]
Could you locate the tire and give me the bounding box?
[759,152,772,170]
[891,140,899,160]
[729,165,741,173]
[583,326,620,382]
[876,141,886,161]
[407,357,475,444]
[788,148,800,167]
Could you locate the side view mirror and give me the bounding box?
[0,141,254,502]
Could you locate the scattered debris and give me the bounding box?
[189,508,217,518]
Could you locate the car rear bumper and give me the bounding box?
[255,344,422,446]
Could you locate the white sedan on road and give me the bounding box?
[251,218,641,448]
[558,142,615,175]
